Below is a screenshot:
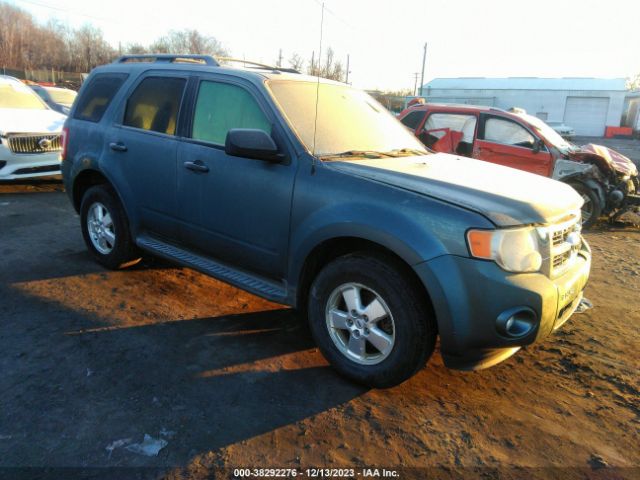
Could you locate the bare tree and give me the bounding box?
[627,74,640,91]
[69,24,116,72]
[288,52,304,72]
[123,43,148,55]
[307,47,344,81]
[149,29,228,57]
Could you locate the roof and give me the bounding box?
[424,77,627,91]
[94,61,345,87]
[408,102,501,113]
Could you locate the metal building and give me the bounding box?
[419,77,630,136]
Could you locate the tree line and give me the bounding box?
[0,1,347,82]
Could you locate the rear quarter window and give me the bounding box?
[74,73,128,123]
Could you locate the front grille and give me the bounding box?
[553,250,571,270]
[7,134,62,154]
[544,213,582,278]
[552,225,573,247]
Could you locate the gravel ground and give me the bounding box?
[0,176,638,480]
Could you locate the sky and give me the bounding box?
[9,0,640,91]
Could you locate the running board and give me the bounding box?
[137,235,288,303]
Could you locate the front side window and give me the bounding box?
[123,77,186,135]
[483,117,535,149]
[74,73,128,123]
[191,81,271,144]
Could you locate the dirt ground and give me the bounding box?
[0,177,638,480]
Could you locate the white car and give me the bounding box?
[0,76,66,180]
[547,122,576,139]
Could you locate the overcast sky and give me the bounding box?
[9,0,640,91]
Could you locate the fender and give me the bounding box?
[287,201,455,293]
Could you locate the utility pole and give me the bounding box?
[419,42,427,97]
[345,54,350,84]
[413,72,419,96]
[277,49,283,67]
[310,50,315,75]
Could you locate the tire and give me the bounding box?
[569,182,602,229]
[308,253,437,388]
[80,184,141,269]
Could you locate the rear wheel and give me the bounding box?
[80,185,141,269]
[569,182,602,229]
[308,253,436,388]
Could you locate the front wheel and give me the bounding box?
[308,253,437,388]
[569,182,602,229]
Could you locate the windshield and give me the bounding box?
[0,82,49,110]
[520,114,573,151]
[46,88,77,106]
[267,80,427,157]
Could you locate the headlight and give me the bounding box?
[467,227,543,273]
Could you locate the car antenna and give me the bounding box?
[311,1,324,174]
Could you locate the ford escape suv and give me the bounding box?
[62,55,591,387]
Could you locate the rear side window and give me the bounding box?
[400,110,425,130]
[191,81,271,145]
[74,73,128,123]
[123,77,186,135]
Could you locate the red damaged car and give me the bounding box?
[399,103,640,227]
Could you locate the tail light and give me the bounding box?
[60,125,69,161]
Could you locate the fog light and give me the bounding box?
[496,307,537,338]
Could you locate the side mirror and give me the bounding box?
[532,138,544,154]
[225,128,283,163]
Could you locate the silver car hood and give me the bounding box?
[329,153,583,227]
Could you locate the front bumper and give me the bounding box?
[415,241,591,370]
[0,150,62,180]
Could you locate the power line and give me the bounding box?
[14,0,120,25]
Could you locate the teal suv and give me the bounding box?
[62,55,591,387]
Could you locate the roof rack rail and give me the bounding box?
[114,54,219,66]
[217,57,300,74]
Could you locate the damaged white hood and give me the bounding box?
[329,153,583,227]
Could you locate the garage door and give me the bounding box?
[563,97,609,136]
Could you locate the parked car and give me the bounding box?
[547,121,575,139]
[30,84,77,115]
[398,104,639,227]
[0,75,66,180]
[62,55,591,387]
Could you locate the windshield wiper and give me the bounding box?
[319,150,394,160]
[320,148,429,161]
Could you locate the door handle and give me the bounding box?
[184,160,209,173]
[109,142,127,152]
